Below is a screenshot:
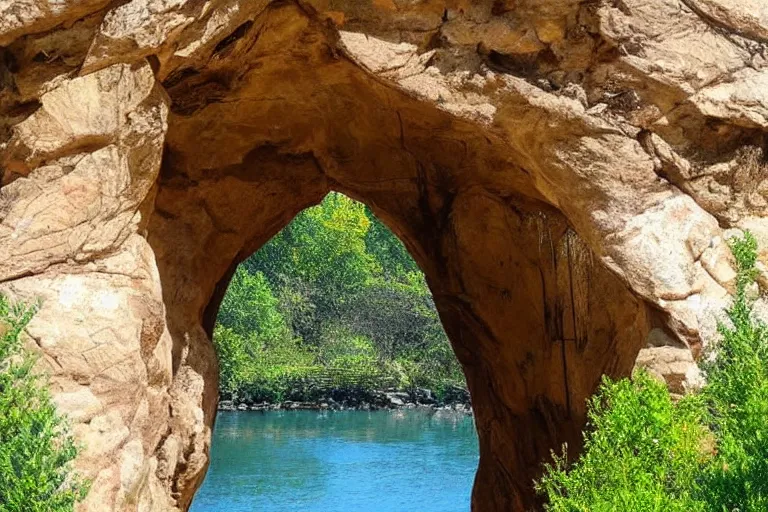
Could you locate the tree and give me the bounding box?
[364,209,419,277]
[217,268,288,342]
[0,296,88,512]
[245,192,379,344]
[246,192,377,296]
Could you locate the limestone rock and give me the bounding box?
[636,345,704,394]
[1,0,767,510]
[691,68,768,129]
[0,0,110,46]
[685,0,768,42]
[0,62,167,283]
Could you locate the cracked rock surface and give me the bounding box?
[1,0,767,510]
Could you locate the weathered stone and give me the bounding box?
[685,0,768,42]
[1,0,767,510]
[0,0,111,46]
[691,68,768,129]
[636,345,704,394]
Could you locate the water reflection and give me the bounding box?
[191,410,479,512]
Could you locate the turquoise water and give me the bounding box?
[190,409,479,512]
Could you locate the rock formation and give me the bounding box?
[1,0,767,510]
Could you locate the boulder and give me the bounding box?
[385,392,409,407]
[412,388,436,405]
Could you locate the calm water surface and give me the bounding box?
[190,409,479,512]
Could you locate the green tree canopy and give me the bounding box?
[245,192,378,294]
[214,192,466,403]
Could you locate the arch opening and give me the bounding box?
[190,191,476,511]
[147,152,651,511]
[211,191,467,409]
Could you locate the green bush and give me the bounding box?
[217,268,289,342]
[536,371,708,511]
[697,232,768,511]
[537,232,768,511]
[0,296,87,512]
[213,324,316,402]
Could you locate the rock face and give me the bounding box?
[1,0,767,510]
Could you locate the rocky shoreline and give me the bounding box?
[218,387,472,414]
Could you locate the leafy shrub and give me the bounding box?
[0,296,87,512]
[213,324,316,402]
[697,232,768,511]
[536,371,708,511]
[537,233,768,511]
[217,268,289,342]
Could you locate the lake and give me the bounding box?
[190,409,479,512]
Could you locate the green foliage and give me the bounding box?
[537,232,768,512]
[536,372,708,512]
[0,296,87,512]
[215,192,465,402]
[217,268,288,341]
[245,192,377,296]
[315,324,378,368]
[213,324,316,402]
[364,210,419,277]
[697,232,768,511]
[212,325,252,397]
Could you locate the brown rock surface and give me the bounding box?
[1,0,767,510]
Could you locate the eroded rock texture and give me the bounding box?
[1,0,767,510]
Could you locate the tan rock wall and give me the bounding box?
[1,0,767,510]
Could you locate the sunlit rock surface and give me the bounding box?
[1,0,767,510]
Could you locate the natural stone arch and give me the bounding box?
[1,0,766,510]
[145,5,650,509]
[150,165,650,512]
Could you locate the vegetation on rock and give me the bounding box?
[0,296,87,512]
[537,232,768,511]
[214,192,465,404]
